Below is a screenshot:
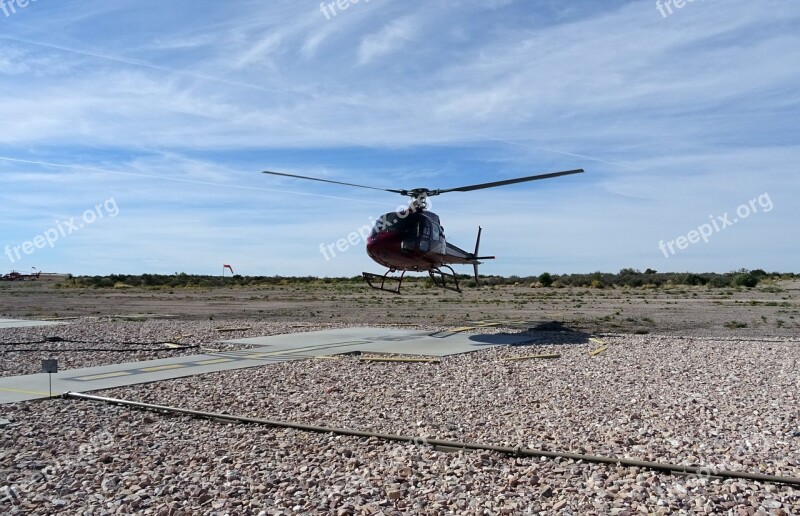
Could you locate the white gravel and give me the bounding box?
[2,400,798,515]
[1,323,799,514]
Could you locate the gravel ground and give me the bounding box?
[1,328,798,514]
[1,399,798,515]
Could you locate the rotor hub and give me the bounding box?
[409,193,429,211]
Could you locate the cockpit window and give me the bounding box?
[420,219,431,238]
[370,211,416,236]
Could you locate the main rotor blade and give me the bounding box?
[436,169,585,194]
[262,170,405,195]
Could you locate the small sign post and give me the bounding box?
[42,359,58,398]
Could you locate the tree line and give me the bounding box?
[60,269,792,289]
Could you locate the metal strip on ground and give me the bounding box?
[64,392,800,488]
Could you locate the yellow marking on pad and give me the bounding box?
[448,326,477,333]
[359,357,440,364]
[502,354,561,362]
[590,346,609,356]
[449,325,487,333]
[0,387,51,396]
[252,342,363,357]
[75,371,132,381]
[196,358,235,365]
[240,352,299,360]
[589,337,606,345]
[449,322,503,333]
[140,364,186,372]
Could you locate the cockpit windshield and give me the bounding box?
[370,211,417,236]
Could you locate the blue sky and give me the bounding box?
[1,0,798,277]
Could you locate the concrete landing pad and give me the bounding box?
[0,327,533,404]
[0,318,65,329]
[222,327,534,357]
[0,350,298,404]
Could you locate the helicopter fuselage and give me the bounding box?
[366,210,481,271]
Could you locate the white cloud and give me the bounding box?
[357,16,418,65]
[0,0,798,275]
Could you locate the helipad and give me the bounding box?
[221,327,534,357]
[0,327,534,404]
[0,318,65,329]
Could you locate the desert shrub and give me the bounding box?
[710,275,732,288]
[732,272,759,288]
[683,273,707,286]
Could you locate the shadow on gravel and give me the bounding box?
[515,321,594,346]
[458,321,594,348]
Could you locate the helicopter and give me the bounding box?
[262,168,584,293]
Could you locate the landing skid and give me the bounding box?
[428,265,462,293]
[362,270,405,294]
[364,266,464,294]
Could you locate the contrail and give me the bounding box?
[0,36,301,96]
[0,155,388,207]
[492,139,637,170]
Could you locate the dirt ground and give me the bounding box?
[1,276,798,338]
[1,278,799,514]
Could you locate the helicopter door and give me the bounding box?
[431,222,441,253]
[419,219,431,252]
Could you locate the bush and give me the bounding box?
[710,275,732,288]
[733,273,759,288]
[683,273,707,286]
[538,272,553,287]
